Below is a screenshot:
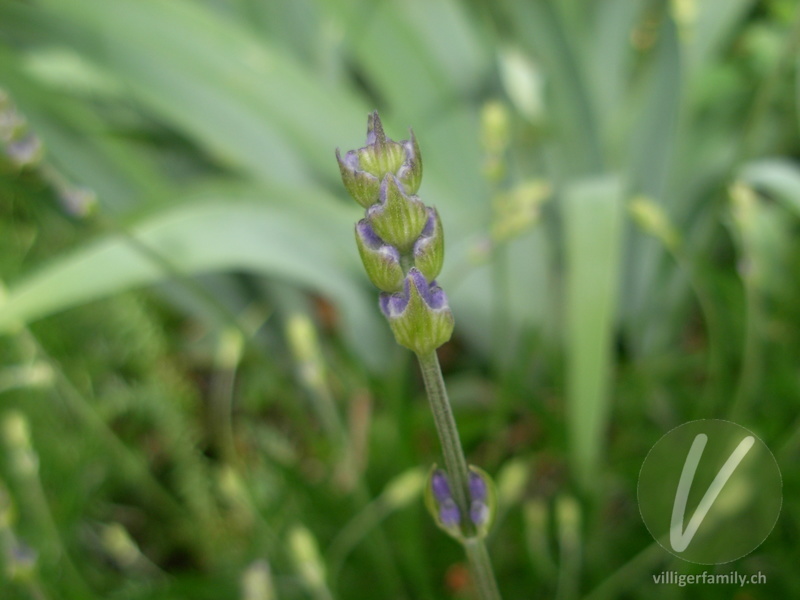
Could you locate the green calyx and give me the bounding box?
[354,220,405,292]
[335,149,381,209]
[335,112,423,208]
[368,175,428,253]
[358,141,406,183]
[381,269,453,355]
[412,207,444,282]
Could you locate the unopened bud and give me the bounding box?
[412,208,444,282]
[379,269,454,355]
[335,112,422,207]
[367,175,428,253]
[354,219,404,292]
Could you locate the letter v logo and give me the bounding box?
[669,434,755,552]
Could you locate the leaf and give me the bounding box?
[621,15,682,347]
[499,0,604,177]
[740,158,800,217]
[328,0,489,121]
[563,175,625,491]
[685,0,757,75]
[0,185,391,369]
[3,0,368,186]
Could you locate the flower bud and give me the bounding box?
[412,207,444,282]
[439,498,461,528]
[425,468,462,535]
[335,112,422,207]
[368,175,428,253]
[354,219,404,292]
[424,466,496,540]
[379,269,454,355]
[396,131,422,195]
[431,469,453,502]
[336,149,381,209]
[467,466,497,538]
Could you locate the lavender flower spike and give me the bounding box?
[337,113,502,599]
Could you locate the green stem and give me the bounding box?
[464,538,502,600]
[416,351,502,600]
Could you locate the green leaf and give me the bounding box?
[499,0,604,177]
[4,0,368,186]
[740,158,800,217]
[563,176,625,491]
[0,185,390,369]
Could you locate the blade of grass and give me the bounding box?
[499,0,604,177]
[622,14,683,354]
[2,0,368,186]
[0,185,390,369]
[563,176,624,491]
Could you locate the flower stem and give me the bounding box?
[416,351,502,600]
[465,538,502,600]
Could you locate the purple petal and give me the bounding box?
[335,148,359,173]
[406,268,450,311]
[469,471,488,502]
[379,291,409,318]
[431,470,452,502]
[426,284,448,310]
[439,499,461,527]
[419,207,436,237]
[407,268,429,297]
[356,219,385,249]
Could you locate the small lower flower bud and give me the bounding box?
[466,466,496,538]
[425,468,463,535]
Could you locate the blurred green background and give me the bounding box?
[1,0,800,598]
